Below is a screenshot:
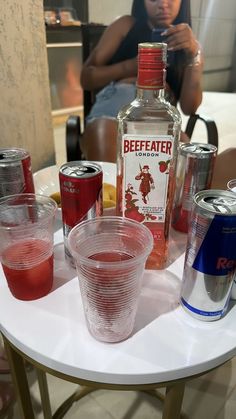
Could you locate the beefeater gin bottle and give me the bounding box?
[116,43,181,269]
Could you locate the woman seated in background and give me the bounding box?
[80,0,203,162]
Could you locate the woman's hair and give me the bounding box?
[130,0,192,102]
[131,0,191,26]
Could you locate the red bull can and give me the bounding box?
[172,143,217,233]
[0,148,35,197]
[59,161,103,266]
[227,179,236,300]
[181,189,236,321]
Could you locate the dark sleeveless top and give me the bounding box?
[109,20,187,103]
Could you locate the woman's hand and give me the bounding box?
[162,24,203,115]
[162,24,199,59]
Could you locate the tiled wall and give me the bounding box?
[89,0,236,92]
[192,0,236,91]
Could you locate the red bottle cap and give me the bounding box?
[137,43,167,89]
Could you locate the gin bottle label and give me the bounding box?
[122,134,174,223]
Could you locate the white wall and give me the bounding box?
[88,0,132,24]
[88,0,236,92]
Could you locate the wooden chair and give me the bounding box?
[66,22,218,162]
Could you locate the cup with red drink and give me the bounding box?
[68,216,153,343]
[0,193,57,300]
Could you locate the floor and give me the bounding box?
[1,91,236,418]
[1,349,236,418]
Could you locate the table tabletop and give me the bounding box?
[0,225,236,386]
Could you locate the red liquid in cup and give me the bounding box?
[2,239,53,300]
[89,251,133,263]
[81,250,139,342]
[86,251,135,319]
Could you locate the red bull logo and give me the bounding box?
[216,257,236,270]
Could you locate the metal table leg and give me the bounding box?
[3,337,35,419]
[36,368,52,419]
[163,382,185,419]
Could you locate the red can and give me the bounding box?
[59,161,103,266]
[0,148,35,197]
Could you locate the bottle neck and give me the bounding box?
[137,45,167,95]
[136,86,165,101]
[137,66,166,94]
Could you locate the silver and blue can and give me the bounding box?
[180,189,236,321]
[0,148,35,197]
[172,143,217,233]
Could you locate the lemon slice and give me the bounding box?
[103,183,116,199]
[50,192,61,206]
[103,199,116,209]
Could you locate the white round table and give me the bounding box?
[1,227,236,419]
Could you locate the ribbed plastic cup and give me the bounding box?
[68,216,153,343]
[0,194,57,300]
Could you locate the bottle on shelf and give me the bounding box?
[116,42,181,269]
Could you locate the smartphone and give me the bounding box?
[151,28,166,43]
[151,28,174,67]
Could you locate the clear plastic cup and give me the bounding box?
[227,179,236,193]
[0,194,57,300]
[68,216,153,343]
